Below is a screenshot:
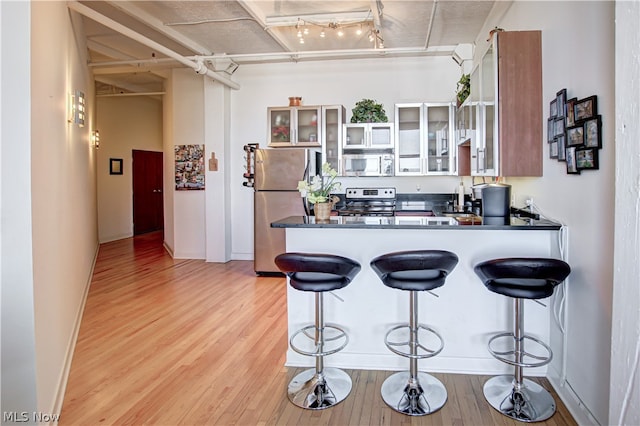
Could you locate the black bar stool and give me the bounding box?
[474,257,571,422]
[370,250,458,416]
[275,252,361,410]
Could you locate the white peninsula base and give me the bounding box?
[283,226,561,376]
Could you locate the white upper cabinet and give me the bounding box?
[267,106,322,147]
[322,105,346,174]
[395,102,455,176]
[343,122,394,149]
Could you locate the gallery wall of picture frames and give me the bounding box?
[548,89,601,175]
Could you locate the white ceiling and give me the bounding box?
[74,1,498,94]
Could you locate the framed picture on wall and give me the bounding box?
[566,125,584,147]
[583,115,602,148]
[566,97,578,127]
[566,147,580,174]
[109,158,123,175]
[576,147,599,170]
[549,140,558,159]
[556,134,566,161]
[556,88,567,117]
[574,95,598,121]
[549,98,558,118]
[554,117,565,138]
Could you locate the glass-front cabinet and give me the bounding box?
[475,43,497,176]
[395,103,423,175]
[425,103,454,174]
[322,105,345,173]
[267,106,322,147]
[395,102,455,176]
[343,123,394,149]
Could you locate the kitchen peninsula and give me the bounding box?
[272,214,563,376]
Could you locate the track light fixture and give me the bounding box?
[265,11,384,48]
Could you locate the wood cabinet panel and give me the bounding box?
[497,31,543,176]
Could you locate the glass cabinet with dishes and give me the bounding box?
[321,105,346,173]
[395,102,455,176]
[267,105,322,147]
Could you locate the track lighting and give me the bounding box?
[265,11,383,47]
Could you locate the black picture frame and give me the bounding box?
[556,88,567,118]
[576,147,599,170]
[574,95,598,121]
[554,117,565,138]
[583,115,602,148]
[109,158,123,175]
[547,118,555,143]
[549,140,558,159]
[566,147,580,174]
[566,125,584,147]
[566,97,578,127]
[556,134,566,161]
[549,98,558,118]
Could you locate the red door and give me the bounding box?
[133,150,164,235]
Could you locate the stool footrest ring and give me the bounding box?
[290,324,348,357]
[385,324,444,360]
[487,332,553,368]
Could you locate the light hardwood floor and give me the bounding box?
[60,231,576,425]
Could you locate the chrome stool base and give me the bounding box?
[288,367,352,410]
[483,375,556,422]
[381,371,447,416]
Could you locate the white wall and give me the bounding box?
[30,1,98,416]
[610,2,640,425]
[166,69,206,259]
[480,2,615,424]
[230,55,463,260]
[0,1,38,418]
[97,96,163,243]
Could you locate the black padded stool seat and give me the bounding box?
[370,250,459,416]
[474,258,571,299]
[371,250,459,292]
[474,257,571,423]
[275,252,361,293]
[274,252,361,410]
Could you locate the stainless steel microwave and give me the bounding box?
[343,154,394,177]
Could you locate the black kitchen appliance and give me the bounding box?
[337,187,397,216]
[481,183,511,217]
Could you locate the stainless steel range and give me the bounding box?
[337,187,397,216]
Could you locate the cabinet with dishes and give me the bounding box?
[457,30,542,176]
[267,105,322,147]
[395,102,455,176]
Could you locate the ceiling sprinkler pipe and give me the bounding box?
[67,1,240,90]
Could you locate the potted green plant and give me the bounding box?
[456,74,471,107]
[350,99,388,123]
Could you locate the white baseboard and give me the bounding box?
[50,242,99,422]
[548,376,600,425]
[99,232,133,244]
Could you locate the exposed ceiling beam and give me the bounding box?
[94,75,159,94]
[87,39,138,60]
[237,0,294,52]
[424,0,438,50]
[68,1,240,90]
[105,0,213,55]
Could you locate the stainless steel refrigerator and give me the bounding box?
[253,148,319,274]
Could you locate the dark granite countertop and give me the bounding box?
[271,215,562,230]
